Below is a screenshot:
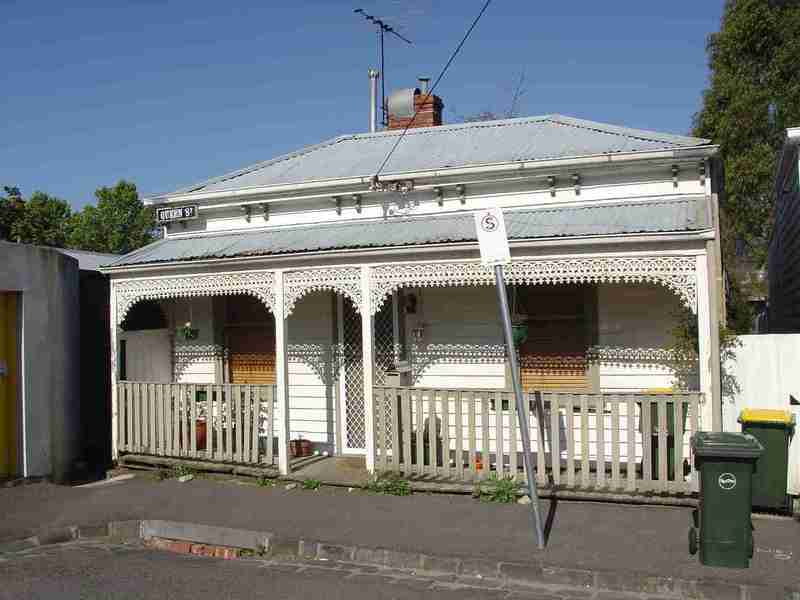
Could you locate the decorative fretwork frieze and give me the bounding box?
[587,345,701,368]
[174,343,225,380]
[370,256,698,315]
[410,343,507,384]
[287,343,337,383]
[114,271,275,325]
[587,346,677,367]
[284,267,362,316]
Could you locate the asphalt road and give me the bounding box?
[0,540,604,600]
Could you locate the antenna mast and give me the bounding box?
[354,8,412,126]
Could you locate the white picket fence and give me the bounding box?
[374,387,702,494]
[117,382,276,465]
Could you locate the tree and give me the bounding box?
[0,186,24,241]
[67,180,155,255]
[692,0,800,328]
[9,191,72,247]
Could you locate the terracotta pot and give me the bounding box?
[196,420,207,451]
[290,439,313,458]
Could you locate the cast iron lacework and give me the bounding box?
[373,301,395,451]
[410,343,507,384]
[587,346,679,366]
[114,271,275,325]
[284,267,362,316]
[342,298,365,449]
[287,343,336,384]
[369,256,698,315]
[173,344,225,380]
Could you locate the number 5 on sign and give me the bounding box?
[474,207,510,266]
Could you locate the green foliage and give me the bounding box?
[171,464,196,479]
[8,191,72,247]
[477,474,520,503]
[693,0,800,326]
[0,181,155,256]
[668,306,742,396]
[0,186,24,241]
[256,475,275,487]
[365,472,411,496]
[67,180,156,254]
[301,478,322,491]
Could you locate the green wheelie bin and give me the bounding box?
[738,409,796,511]
[689,432,763,568]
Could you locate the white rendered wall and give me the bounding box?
[410,286,506,389]
[597,284,682,392]
[120,330,172,382]
[170,298,219,384]
[722,334,800,495]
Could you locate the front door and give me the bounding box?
[0,293,19,477]
[515,285,595,392]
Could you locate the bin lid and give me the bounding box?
[691,432,764,458]
[739,408,796,426]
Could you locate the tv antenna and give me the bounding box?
[354,8,412,126]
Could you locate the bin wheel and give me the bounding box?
[688,527,698,555]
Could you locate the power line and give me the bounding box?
[372,0,493,182]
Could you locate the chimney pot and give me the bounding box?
[418,77,430,93]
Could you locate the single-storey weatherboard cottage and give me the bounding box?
[102,89,723,495]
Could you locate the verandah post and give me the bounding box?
[275,270,292,475]
[695,254,720,432]
[361,265,376,472]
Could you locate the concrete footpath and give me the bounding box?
[1,475,798,598]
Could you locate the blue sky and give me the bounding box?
[1,1,724,209]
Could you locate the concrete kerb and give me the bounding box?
[1,518,797,599]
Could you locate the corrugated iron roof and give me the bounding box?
[106,196,707,268]
[159,115,710,198]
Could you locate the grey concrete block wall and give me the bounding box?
[0,242,80,481]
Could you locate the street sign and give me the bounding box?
[474,207,510,266]
[156,205,198,224]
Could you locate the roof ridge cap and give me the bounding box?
[162,134,355,197]
[547,115,710,146]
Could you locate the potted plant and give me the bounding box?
[177,321,199,341]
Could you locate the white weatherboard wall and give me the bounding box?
[722,334,800,495]
[287,291,335,450]
[598,284,681,392]
[410,286,506,389]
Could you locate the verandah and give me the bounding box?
[109,251,718,494]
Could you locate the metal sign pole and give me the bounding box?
[494,264,545,550]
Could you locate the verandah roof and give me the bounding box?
[106,196,708,268]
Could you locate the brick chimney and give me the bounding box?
[386,78,444,130]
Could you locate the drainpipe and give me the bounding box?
[368,69,380,133]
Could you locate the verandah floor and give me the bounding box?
[116,453,697,504]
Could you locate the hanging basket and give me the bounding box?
[511,322,528,346]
